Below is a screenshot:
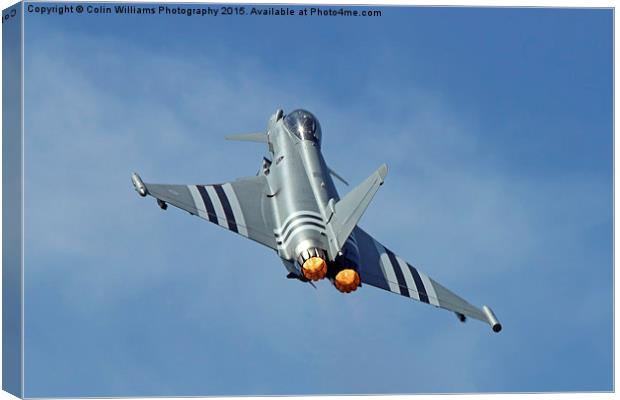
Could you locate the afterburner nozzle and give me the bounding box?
[302,257,327,281]
[335,269,360,293]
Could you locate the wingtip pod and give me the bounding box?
[482,305,502,333]
[131,172,147,197]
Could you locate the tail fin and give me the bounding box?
[326,164,388,259]
[225,133,268,143]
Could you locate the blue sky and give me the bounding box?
[21,4,612,397]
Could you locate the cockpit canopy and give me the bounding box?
[283,109,322,145]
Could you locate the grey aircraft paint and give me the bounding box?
[131,108,502,333]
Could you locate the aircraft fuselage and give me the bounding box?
[262,109,360,285]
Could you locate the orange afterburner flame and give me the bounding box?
[335,269,360,293]
[302,257,327,281]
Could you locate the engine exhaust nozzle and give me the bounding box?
[302,257,327,281]
[334,268,360,293]
[298,248,328,281]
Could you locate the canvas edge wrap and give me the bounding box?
[3,2,24,397]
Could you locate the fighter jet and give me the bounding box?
[131,109,502,332]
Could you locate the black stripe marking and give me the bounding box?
[213,184,238,233]
[196,185,218,224]
[278,213,323,238]
[407,263,430,304]
[276,218,326,239]
[280,221,326,244]
[386,249,409,297]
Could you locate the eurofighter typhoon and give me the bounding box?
[131,109,502,332]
